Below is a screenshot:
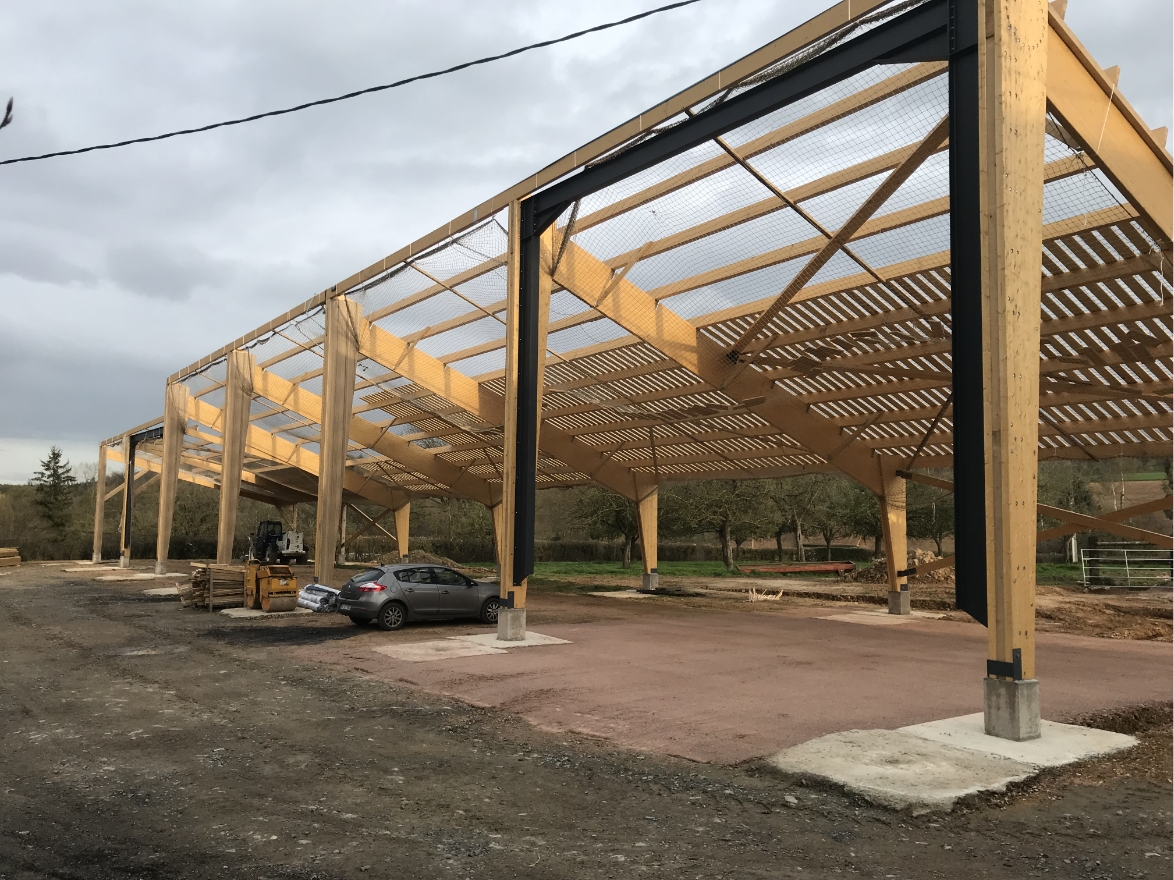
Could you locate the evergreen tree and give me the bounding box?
[32,446,77,530]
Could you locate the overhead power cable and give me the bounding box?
[1,0,703,167]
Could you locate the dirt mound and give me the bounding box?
[850,550,955,584]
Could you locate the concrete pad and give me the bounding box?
[372,640,507,663]
[142,586,179,597]
[64,566,122,573]
[453,631,571,648]
[901,712,1137,767]
[817,614,915,628]
[768,729,1034,813]
[218,607,312,619]
[589,590,653,599]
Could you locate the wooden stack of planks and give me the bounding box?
[0,548,20,568]
[180,563,245,610]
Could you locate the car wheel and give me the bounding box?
[479,596,503,625]
[377,602,407,631]
[349,616,370,626]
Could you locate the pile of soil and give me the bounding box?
[851,550,955,584]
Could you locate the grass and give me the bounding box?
[1036,562,1084,585]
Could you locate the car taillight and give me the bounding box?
[357,583,386,593]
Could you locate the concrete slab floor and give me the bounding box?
[455,631,570,648]
[768,712,1138,813]
[219,607,312,619]
[901,712,1137,766]
[767,729,1036,814]
[817,609,945,626]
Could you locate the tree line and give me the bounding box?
[2,446,1167,566]
[573,474,955,571]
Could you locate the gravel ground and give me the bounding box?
[0,566,1169,879]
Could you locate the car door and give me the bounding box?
[433,567,480,617]
[393,567,441,618]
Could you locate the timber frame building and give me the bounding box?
[97,0,1172,738]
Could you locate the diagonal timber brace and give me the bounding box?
[551,237,885,494]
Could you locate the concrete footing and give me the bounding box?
[887,589,911,615]
[984,678,1041,741]
[769,712,1135,813]
[118,556,130,569]
[639,572,659,592]
[497,607,526,641]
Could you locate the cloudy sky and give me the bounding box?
[0,0,1169,483]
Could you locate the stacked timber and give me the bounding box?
[183,563,245,610]
[0,548,20,568]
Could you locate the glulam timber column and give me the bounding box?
[497,201,552,641]
[878,460,910,615]
[155,382,190,574]
[950,0,1047,740]
[118,433,133,568]
[393,503,410,561]
[92,443,108,563]
[636,487,659,592]
[490,502,506,580]
[336,504,348,566]
[216,349,255,564]
[314,295,360,587]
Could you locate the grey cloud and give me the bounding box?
[0,234,96,285]
[0,0,1168,475]
[106,240,231,300]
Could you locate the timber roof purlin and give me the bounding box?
[127,0,1169,504]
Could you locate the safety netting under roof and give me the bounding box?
[161,0,1171,503]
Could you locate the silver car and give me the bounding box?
[335,564,502,631]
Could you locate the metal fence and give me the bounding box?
[1080,544,1174,589]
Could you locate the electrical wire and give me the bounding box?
[0,0,703,167]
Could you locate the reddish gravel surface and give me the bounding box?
[294,590,1171,764]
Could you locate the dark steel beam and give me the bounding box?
[531,0,950,231]
[948,0,986,625]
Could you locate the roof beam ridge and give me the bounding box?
[353,314,652,501]
[186,395,410,511]
[250,362,499,506]
[552,235,884,494]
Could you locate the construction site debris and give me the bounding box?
[180,564,245,611]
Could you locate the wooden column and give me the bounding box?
[393,502,410,560]
[979,0,1047,738]
[490,502,506,577]
[92,444,108,563]
[155,382,190,574]
[216,349,255,564]
[879,460,910,615]
[336,504,349,565]
[636,487,659,591]
[118,433,133,568]
[314,295,360,587]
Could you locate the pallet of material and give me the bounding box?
[183,563,245,610]
[0,548,21,568]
